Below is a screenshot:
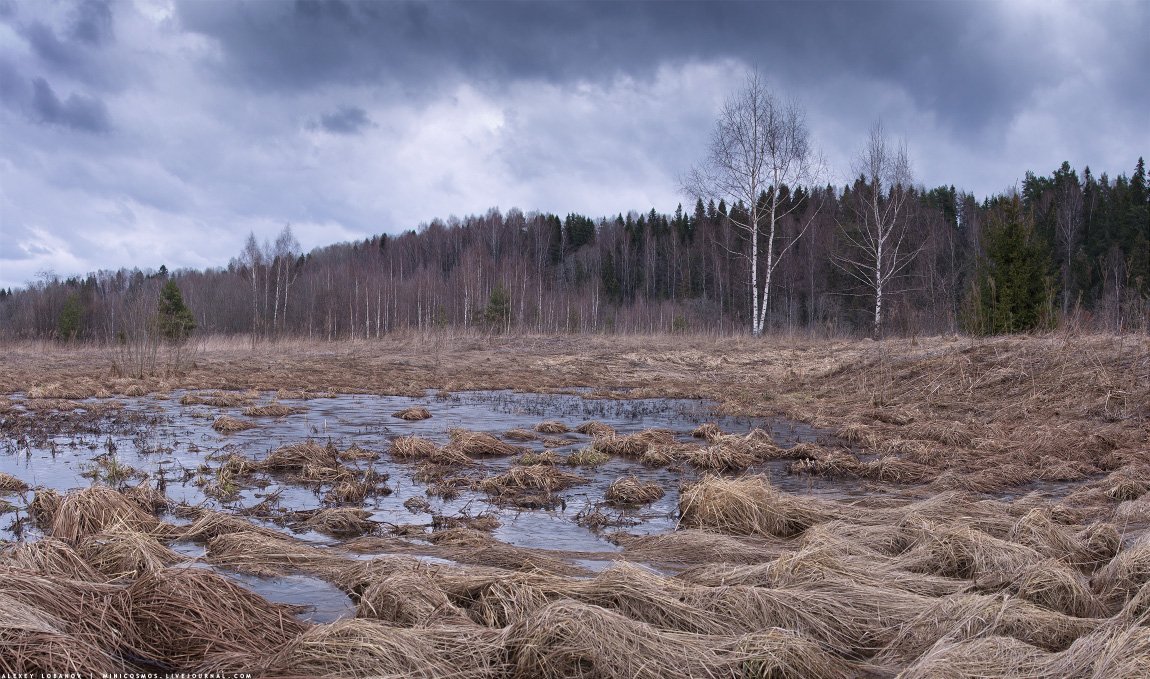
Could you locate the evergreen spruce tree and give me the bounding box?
[57,294,82,341]
[966,197,1051,334]
[482,285,511,331]
[157,280,196,343]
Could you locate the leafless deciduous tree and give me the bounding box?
[835,123,921,338]
[1055,171,1083,315]
[685,70,821,336]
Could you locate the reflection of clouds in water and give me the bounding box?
[0,388,839,619]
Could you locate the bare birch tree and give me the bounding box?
[685,70,821,336]
[272,224,302,336]
[1054,164,1083,316]
[835,122,920,338]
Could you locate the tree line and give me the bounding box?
[2,73,1147,341]
[1,152,1146,342]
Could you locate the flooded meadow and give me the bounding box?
[1,334,1148,677]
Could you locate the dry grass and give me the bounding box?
[261,440,341,472]
[447,428,520,457]
[391,435,472,466]
[76,526,186,580]
[177,510,289,543]
[617,530,788,565]
[0,471,28,492]
[27,381,97,399]
[515,450,560,466]
[252,618,506,678]
[33,485,172,543]
[0,565,133,666]
[505,599,856,679]
[205,531,352,579]
[392,405,432,420]
[683,443,756,471]
[604,476,665,506]
[4,334,1150,674]
[180,390,258,407]
[299,508,376,538]
[534,420,570,434]
[355,569,472,626]
[565,447,610,467]
[504,427,538,441]
[679,474,837,538]
[2,538,102,581]
[690,422,724,441]
[125,566,308,668]
[480,466,586,496]
[1092,536,1150,611]
[594,429,677,458]
[211,414,257,433]
[243,401,305,417]
[575,420,616,438]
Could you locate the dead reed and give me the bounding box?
[34,485,172,542]
[678,474,836,538]
[2,538,102,581]
[76,526,185,580]
[604,476,665,506]
[299,508,376,538]
[205,531,352,579]
[616,530,788,565]
[479,466,585,508]
[683,443,756,472]
[505,599,856,679]
[260,440,341,472]
[124,566,308,668]
[255,619,506,678]
[356,569,472,626]
[447,428,520,457]
[565,447,610,466]
[690,422,724,441]
[0,471,28,492]
[243,402,306,417]
[594,429,677,458]
[392,405,432,420]
[504,427,539,441]
[575,420,616,438]
[534,420,570,434]
[390,435,469,465]
[211,415,257,433]
[515,450,560,466]
[180,390,258,407]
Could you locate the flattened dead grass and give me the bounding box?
[604,476,664,506]
[392,406,432,420]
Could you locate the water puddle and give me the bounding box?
[0,388,854,622]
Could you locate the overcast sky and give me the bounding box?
[1,0,1147,290]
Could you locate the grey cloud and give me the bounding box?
[172,0,1095,137]
[316,105,374,135]
[0,58,28,105]
[69,0,114,46]
[30,77,111,132]
[21,21,80,70]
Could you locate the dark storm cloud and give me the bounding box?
[0,58,27,105]
[21,20,82,70]
[1,0,1146,292]
[173,0,1090,136]
[30,77,111,133]
[69,0,114,46]
[7,0,126,92]
[315,105,374,135]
